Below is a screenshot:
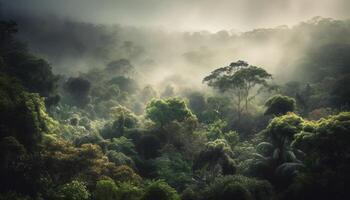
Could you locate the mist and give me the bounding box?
[2,0,350,31]
[1,0,350,88]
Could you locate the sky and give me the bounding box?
[2,0,350,32]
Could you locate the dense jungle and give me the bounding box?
[1,1,350,200]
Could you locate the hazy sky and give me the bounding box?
[1,0,350,31]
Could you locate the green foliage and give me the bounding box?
[264,95,296,116]
[56,180,90,200]
[194,139,236,181]
[256,142,274,157]
[74,133,104,148]
[115,182,144,200]
[205,120,227,140]
[308,107,334,120]
[111,165,142,184]
[266,113,304,147]
[3,17,350,200]
[0,74,59,149]
[154,152,192,191]
[201,96,232,123]
[205,139,233,154]
[232,141,256,174]
[94,179,118,200]
[42,136,134,188]
[293,112,350,167]
[205,120,239,148]
[4,53,58,97]
[100,106,138,139]
[247,113,306,186]
[202,175,273,200]
[107,150,135,167]
[142,180,180,200]
[249,112,350,193]
[107,136,137,156]
[146,98,195,127]
[110,106,138,134]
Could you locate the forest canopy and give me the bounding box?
[1,1,350,200]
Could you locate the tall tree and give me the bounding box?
[203,60,272,120]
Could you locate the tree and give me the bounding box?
[107,150,135,168]
[4,53,58,97]
[115,182,144,200]
[186,92,207,120]
[110,165,142,184]
[248,113,306,187]
[203,60,271,120]
[201,175,273,200]
[0,74,58,150]
[0,21,58,98]
[94,179,118,200]
[285,112,350,199]
[293,112,350,168]
[56,180,90,200]
[193,139,236,182]
[145,98,195,128]
[154,152,192,191]
[267,113,304,150]
[264,95,296,116]
[202,96,232,123]
[107,136,137,156]
[63,77,91,107]
[142,180,180,200]
[109,105,138,136]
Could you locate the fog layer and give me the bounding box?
[1,1,350,88]
[2,0,350,31]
